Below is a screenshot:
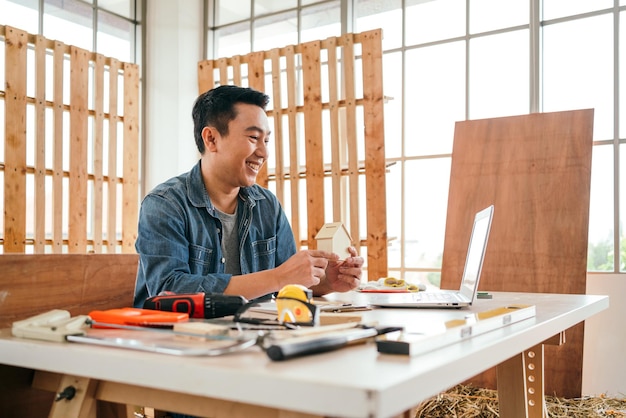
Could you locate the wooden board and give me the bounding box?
[0,253,139,328]
[441,109,594,398]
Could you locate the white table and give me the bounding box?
[0,292,608,418]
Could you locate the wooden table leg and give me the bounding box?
[497,343,545,418]
[48,374,98,418]
[497,333,565,418]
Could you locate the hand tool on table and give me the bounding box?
[264,324,403,361]
[11,308,258,355]
[274,284,319,325]
[143,291,247,319]
[11,309,91,342]
[11,308,191,341]
[88,307,189,327]
[11,308,403,360]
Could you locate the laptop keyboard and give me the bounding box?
[418,292,459,301]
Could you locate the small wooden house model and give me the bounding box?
[315,222,353,260]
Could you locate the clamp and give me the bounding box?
[12,309,89,342]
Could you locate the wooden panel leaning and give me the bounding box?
[0,25,140,254]
[196,29,388,280]
[440,109,594,398]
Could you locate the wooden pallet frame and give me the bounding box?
[0,25,139,254]
[197,29,388,280]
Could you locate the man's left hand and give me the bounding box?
[321,247,363,293]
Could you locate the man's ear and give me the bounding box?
[202,126,219,152]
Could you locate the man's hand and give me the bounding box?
[313,247,363,295]
[274,249,334,289]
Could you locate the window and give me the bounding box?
[207,0,625,279]
[0,0,140,63]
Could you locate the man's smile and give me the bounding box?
[246,160,263,172]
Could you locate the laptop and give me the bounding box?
[367,205,494,308]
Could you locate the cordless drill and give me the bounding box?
[143,292,247,319]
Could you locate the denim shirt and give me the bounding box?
[133,161,296,307]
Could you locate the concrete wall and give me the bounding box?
[143,0,202,195]
[583,274,626,397]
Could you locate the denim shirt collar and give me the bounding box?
[186,160,265,214]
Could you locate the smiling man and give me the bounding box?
[133,85,364,308]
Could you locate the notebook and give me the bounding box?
[368,205,494,308]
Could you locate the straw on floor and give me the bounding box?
[413,384,626,418]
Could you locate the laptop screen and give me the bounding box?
[459,205,494,300]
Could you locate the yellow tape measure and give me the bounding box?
[276,284,318,325]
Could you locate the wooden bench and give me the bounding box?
[0,253,139,418]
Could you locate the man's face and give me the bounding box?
[213,103,271,188]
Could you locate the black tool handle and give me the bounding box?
[205,294,247,318]
[265,328,379,361]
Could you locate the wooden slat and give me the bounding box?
[270,48,285,202]
[197,59,215,93]
[342,34,360,253]
[247,51,266,94]
[122,63,140,254]
[93,54,106,252]
[217,57,229,85]
[4,26,28,253]
[360,29,387,280]
[247,51,268,187]
[68,46,90,253]
[232,55,242,86]
[107,60,120,252]
[285,46,301,249]
[327,37,343,222]
[301,40,325,248]
[52,40,65,253]
[34,35,47,252]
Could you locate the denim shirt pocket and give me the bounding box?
[251,236,277,270]
[189,244,216,275]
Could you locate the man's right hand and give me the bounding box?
[275,250,339,289]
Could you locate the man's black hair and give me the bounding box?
[192,85,270,154]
